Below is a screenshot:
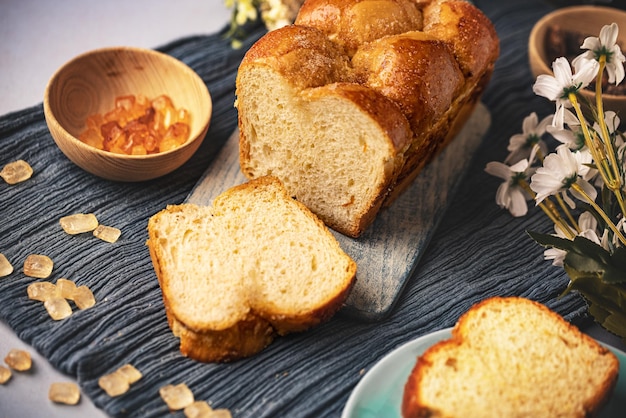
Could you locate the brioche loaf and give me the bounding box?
[235,0,499,237]
[146,176,356,362]
[402,297,620,418]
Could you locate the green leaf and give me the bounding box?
[528,232,626,283]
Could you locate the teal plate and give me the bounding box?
[342,328,626,418]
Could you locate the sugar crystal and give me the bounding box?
[117,364,142,384]
[73,285,96,310]
[56,278,77,299]
[0,365,12,384]
[0,253,13,277]
[98,370,130,397]
[23,254,53,279]
[93,224,121,243]
[184,401,213,418]
[59,213,99,234]
[48,382,81,405]
[160,383,195,410]
[27,281,58,301]
[211,410,233,418]
[4,349,32,371]
[0,160,33,184]
[44,296,73,320]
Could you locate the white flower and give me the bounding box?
[504,112,551,164]
[546,109,585,151]
[573,22,626,85]
[533,57,599,130]
[530,144,597,206]
[234,0,258,25]
[544,211,601,266]
[593,110,621,138]
[485,149,537,217]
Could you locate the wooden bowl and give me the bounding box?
[529,6,626,118]
[43,46,212,182]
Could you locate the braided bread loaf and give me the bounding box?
[236,0,499,237]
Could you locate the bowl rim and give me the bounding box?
[529,5,626,100]
[43,45,212,161]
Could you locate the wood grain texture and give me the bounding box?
[186,103,490,321]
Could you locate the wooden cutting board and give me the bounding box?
[186,103,490,321]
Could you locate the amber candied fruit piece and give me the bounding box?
[0,160,33,184]
[44,296,73,320]
[48,382,81,405]
[4,349,32,371]
[0,365,11,384]
[93,224,121,243]
[184,401,213,418]
[27,281,58,301]
[160,383,195,410]
[73,285,96,310]
[0,253,13,277]
[23,254,53,279]
[59,213,99,234]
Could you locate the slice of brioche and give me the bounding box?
[147,176,356,362]
[402,297,620,418]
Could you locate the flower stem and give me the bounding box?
[519,180,576,239]
[572,182,626,245]
[569,91,626,217]
[555,193,580,233]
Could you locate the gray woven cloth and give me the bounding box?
[0,1,593,417]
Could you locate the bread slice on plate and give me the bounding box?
[402,296,620,418]
[147,176,357,362]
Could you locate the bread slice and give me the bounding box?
[146,176,356,362]
[402,297,620,418]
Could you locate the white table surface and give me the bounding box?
[0,1,230,416]
[2,1,625,417]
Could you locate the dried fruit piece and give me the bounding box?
[48,382,81,405]
[23,254,53,279]
[73,285,96,310]
[59,213,99,234]
[44,297,73,320]
[0,253,13,277]
[4,349,32,371]
[27,281,58,301]
[93,224,121,243]
[56,278,77,299]
[184,401,213,418]
[0,365,12,384]
[160,383,195,410]
[98,364,142,397]
[0,160,33,184]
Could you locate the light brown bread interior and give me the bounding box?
[147,176,357,362]
[402,297,620,418]
[235,0,499,237]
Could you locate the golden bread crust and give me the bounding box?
[236,0,499,237]
[147,176,357,362]
[401,297,620,418]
